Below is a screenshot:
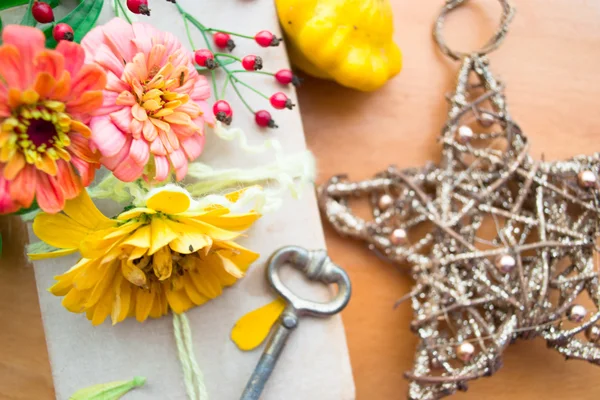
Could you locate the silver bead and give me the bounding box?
[389,228,408,246]
[378,194,394,210]
[586,325,600,344]
[455,125,474,144]
[567,304,587,322]
[456,342,475,362]
[494,254,516,273]
[577,170,597,189]
[479,112,495,127]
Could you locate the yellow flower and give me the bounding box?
[32,186,261,325]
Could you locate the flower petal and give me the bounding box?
[146,188,190,214]
[2,25,45,86]
[56,40,85,77]
[231,298,286,351]
[33,212,90,249]
[153,155,170,181]
[90,117,127,158]
[35,171,65,213]
[62,188,113,230]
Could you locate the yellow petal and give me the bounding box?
[152,246,173,281]
[215,241,260,272]
[29,247,78,260]
[183,275,209,305]
[146,188,191,214]
[33,212,90,250]
[120,225,152,248]
[189,264,222,299]
[176,218,241,241]
[149,216,179,255]
[63,190,114,230]
[85,262,118,308]
[117,208,156,220]
[165,286,193,314]
[216,252,245,279]
[135,287,155,322]
[164,219,212,254]
[198,211,261,232]
[91,292,113,326]
[121,259,148,287]
[224,186,260,203]
[231,298,286,351]
[62,289,86,313]
[103,220,145,240]
[112,275,132,325]
[72,258,105,290]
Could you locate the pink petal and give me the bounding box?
[106,71,130,92]
[169,148,188,181]
[2,25,45,87]
[174,161,188,182]
[94,44,126,77]
[90,116,127,158]
[56,40,85,77]
[130,118,143,139]
[129,138,150,166]
[132,23,161,56]
[81,25,106,62]
[112,155,145,182]
[101,137,131,171]
[190,76,211,100]
[150,135,167,156]
[101,18,136,63]
[142,119,158,142]
[146,44,166,71]
[154,155,170,181]
[109,107,132,133]
[95,90,122,116]
[181,134,205,161]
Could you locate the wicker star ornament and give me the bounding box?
[318,1,600,399]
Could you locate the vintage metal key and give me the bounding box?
[240,246,352,400]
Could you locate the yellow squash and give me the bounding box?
[276,0,402,91]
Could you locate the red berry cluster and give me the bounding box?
[31,1,75,42]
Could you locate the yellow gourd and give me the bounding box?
[275,0,402,91]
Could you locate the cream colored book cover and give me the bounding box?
[22,0,355,398]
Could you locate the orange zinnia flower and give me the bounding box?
[0,25,105,213]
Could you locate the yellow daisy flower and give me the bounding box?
[32,186,261,325]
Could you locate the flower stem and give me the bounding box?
[210,70,219,101]
[232,76,270,100]
[214,53,242,62]
[229,79,255,114]
[183,15,196,49]
[115,0,133,24]
[205,28,254,40]
[230,70,275,77]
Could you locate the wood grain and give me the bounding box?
[1,0,600,399]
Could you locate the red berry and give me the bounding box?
[53,23,74,42]
[242,55,263,71]
[31,2,54,24]
[213,100,233,125]
[127,0,150,15]
[194,49,216,69]
[270,92,295,110]
[213,32,235,51]
[255,110,277,128]
[254,30,280,47]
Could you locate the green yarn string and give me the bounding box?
[173,313,209,400]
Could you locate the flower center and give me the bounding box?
[1,101,72,165]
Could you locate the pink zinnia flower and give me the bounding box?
[82,18,213,182]
[0,26,104,214]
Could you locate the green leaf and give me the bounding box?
[0,0,29,12]
[18,0,37,27]
[69,376,146,400]
[48,0,61,7]
[43,0,104,48]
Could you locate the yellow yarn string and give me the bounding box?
[173,312,209,400]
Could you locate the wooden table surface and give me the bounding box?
[2,0,600,399]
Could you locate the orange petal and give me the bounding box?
[55,40,85,77]
[9,165,36,209]
[33,72,56,99]
[56,160,82,200]
[71,64,107,98]
[51,71,71,101]
[67,91,103,115]
[34,49,66,80]
[8,88,22,109]
[35,171,65,213]
[0,44,23,89]
[131,103,148,121]
[70,120,92,137]
[35,153,58,176]
[163,112,192,126]
[3,151,26,180]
